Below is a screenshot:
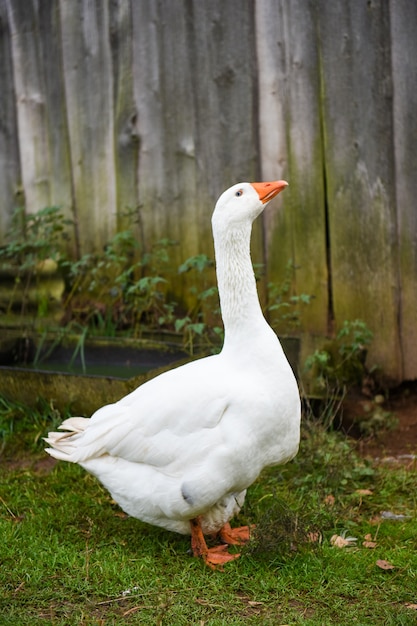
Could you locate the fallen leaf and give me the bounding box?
[405,603,417,611]
[324,494,335,506]
[355,489,373,496]
[331,534,357,548]
[362,533,377,548]
[376,559,395,570]
[307,531,322,543]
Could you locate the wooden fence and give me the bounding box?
[0,0,416,382]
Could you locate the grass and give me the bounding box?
[0,400,416,625]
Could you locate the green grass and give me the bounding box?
[0,401,416,625]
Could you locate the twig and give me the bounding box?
[0,495,17,519]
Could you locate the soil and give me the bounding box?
[341,381,417,461]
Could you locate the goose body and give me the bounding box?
[45,181,301,567]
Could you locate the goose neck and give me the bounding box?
[214,224,264,336]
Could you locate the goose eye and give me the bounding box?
[235,190,243,197]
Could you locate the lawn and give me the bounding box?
[0,399,416,625]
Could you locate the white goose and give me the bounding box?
[45,181,301,568]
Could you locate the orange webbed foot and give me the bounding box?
[190,517,241,570]
[204,544,241,570]
[219,522,255,545]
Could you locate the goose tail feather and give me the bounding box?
[44,417,90,462]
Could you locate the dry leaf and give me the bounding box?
[307,531,322,544]
[324,494,335,506]
[330,534,357,548]
[405,603,417,611]
[376,559,395,570]
[355,489,373,496]
[362,533,377,548]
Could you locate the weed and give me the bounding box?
[266,261,311,334]
[0,395,63,454]
[304,320,374,422]
[0,206,70,317]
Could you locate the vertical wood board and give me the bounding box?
[0,0,21,242]
[37,2,74,226]
[6,0,52,214]
[318,0,402,379]
[109,0,139,233]
[59,0,117,253]
[132,0,259,305]
[390,0,417,380]
[256,0,328,334]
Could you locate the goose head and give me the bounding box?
[212,180,288,232]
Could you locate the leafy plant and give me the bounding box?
[304,320,374,427]
[0,394,63,453]
[177,253,223,353]
[266,261,311,333]
[0,206,71,317]
[61,230,139,332]
[305,320,373,392]
[350,395,398,438]
[1,207,314,361]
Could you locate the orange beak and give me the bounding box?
[251,180,288,204]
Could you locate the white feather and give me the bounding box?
[45,181,301,537]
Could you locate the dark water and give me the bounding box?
[27,345,188,379]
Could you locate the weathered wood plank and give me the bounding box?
[109,0,139,232]
[391,0,417,380]
[0,0,21,243]
[3,1,74,246]
[256,0,328,334]
[184,0,261,285]
[132,0,259,304]
[131,0,201,304]
[318,0,402,380]
[5,0,52,214]
[59,0,117,253]
[37,2,74,229]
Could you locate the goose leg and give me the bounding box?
[190,517,240,569]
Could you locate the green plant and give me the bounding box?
[177,253,223,353]
[305,320,373,395]
[33,322,89,372]
[0,206,71,317]
[61,230,140,331]
[351,395,398,438]
[266,261,311,333]
[1,208,314,361]
[0,394,63,454]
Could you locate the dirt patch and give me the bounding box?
[341,381,417,459]
[0,452,57,474]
